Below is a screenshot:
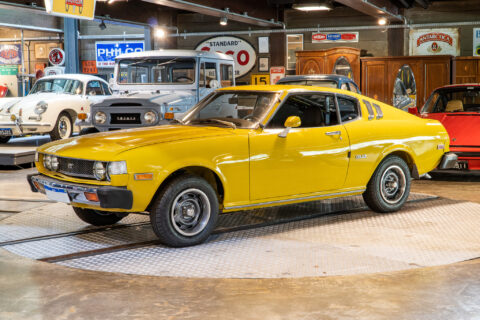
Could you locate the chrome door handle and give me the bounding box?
[325,131,342,140]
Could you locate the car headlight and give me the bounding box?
[144,111,157,124]
[93,161,106,180]
[108,161,127,176]
[34,101,48,114]
[94,111,107,124]
[43,154,52,170]
[50,156,59,171]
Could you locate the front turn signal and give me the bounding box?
[78,113,87,120]
[134,173,154,181]
[164,112,174,120]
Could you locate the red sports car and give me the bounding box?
[411,84,480,171]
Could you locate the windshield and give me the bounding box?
[422,87,480,113]
[30,78,83,95]
[278,80,338,88]
[117,58,196,85]
[182,91,279,129]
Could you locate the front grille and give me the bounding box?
[110,113,141,124]
[57,157,96,179]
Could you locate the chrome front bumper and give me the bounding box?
[438,152,458,170]
[0,122,52,135]
[28,173,133,210]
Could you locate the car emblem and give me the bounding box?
[67,162,74,169]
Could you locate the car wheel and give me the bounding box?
[73,207,126,226]
[50,112,73,141]
[150,175,219,247]
[0,136,11,144]
[363,155,411,213]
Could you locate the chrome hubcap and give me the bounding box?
[171,188,211,237]
[380,165,406,204]
[58,116,71,139]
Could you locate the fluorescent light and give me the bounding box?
[292,0,333,11]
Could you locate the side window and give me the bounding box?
[372,103,383,119]
[337,96,360,122]
[267,94,338,129]
[101,82,111,95]
[340,83,349,91]
[86,81,103,96]
[348,83,358,93]
[363,100,375,120]
[205,62,217,88]
[199,62,206,88]
[220,64,233,87]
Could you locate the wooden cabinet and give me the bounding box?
[360,56,452,108]
[453,57,480,84]
[295,47,361,86]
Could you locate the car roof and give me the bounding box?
[276,74,355,83]
[218,84,360,96]
[116,49,234,61]
[40,74,107,83]
[435,83,480,90]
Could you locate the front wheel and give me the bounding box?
[73,207,127,226]
[150,175,219,247]
[50,112,73,141]
[363,155,411,213]
[0,136,11,144]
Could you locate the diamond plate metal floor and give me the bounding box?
[1,193,479,278]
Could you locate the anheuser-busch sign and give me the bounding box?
[195,36,256,78]
[409,28,459,56]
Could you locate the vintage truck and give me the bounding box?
[77,50,235,132]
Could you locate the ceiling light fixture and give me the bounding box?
[155,27,166,38]
[378,17,388,25]
[220,16,228,26]
[292,0,333,11]
[98,20,107,30]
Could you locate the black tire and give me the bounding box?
[73,207,126,226]
[79,127,99,135]
[0,136,11,144]
[50,112,73,141]
[150,175,219,247]
[363,155,411,213]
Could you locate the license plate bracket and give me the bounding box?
[0,128,12,136]
[44,184,70,203]
[454,160,468,170]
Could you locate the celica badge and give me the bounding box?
[355,154,367,159]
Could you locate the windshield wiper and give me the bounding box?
[192,118,236,129]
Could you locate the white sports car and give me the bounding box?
[0,74,111,143]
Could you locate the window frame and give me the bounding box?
[336,94,362,124]
[286,34,304,71]
[86,80,104,96]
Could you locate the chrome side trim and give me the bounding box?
[224,189,366,211]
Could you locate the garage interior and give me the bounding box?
[1,0,480,319]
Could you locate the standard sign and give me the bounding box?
[195,36,256,78]
[409,28,460,56]
[474,28,480,56]
[44,0,96,20]
[95,41,145,68]
[312,32,359,43]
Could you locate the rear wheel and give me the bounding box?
[0,136,11,144]
[150,175,219,247]
[363,156,411,213]
[73,207,127,226]
[50,112,73,141]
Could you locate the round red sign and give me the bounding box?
[48,48,65,66]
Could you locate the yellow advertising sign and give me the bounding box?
[45,0,96,20]
[251,74,270,85]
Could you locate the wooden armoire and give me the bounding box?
[295,47,361,86]
[453,57,480,84]
[360,55,452,108]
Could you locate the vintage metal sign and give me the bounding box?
[474,28,480,56]
[195,36,256,78]
[95,41,145,68]
[44,0,96,20]
[270,66,285,84]
[48,48,65,66]
[409,28,460,56]
[312,32,359,43]
[0,65,18,75]
[0,44,22,65]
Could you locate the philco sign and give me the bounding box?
[409,28,459,56]
[312,32,358,43]
[195,36,256,78]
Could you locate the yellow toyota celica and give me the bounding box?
[28,85,457,247]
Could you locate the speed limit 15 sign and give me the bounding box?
[251,74,270,85]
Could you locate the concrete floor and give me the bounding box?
[0,167,479,320]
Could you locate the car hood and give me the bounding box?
[0,92,72,115]
[38,125,234,160]
[424,112,480,147]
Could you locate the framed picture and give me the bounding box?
[258,36,269,53]
[34,43,47,59]
[258,57,269,72]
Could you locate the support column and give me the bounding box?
[144,26,152,51]
[64,18,79,73]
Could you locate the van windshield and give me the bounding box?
[117,58,196,85]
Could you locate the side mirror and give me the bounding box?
[278,116,301,138]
